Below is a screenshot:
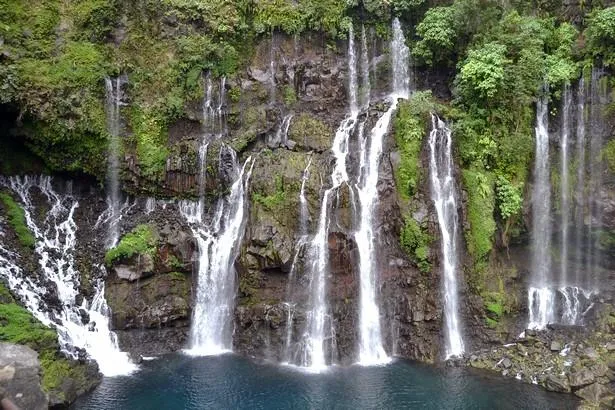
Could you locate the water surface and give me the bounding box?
[73,354,575,410]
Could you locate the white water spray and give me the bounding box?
[299,26,360,371]
[428,115,464,358]
[528,96,554,329]
[104,76,125,248]
[0,176,136,376]
[180,147,255,355]
[560,86,572,287]
[355,17,410,365]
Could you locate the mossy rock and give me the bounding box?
[105,224,158,266]
[0,191,36,249]
[288,113,333,152]
[0,283,100,404]
[105,272,192,329]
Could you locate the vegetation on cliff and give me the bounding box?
[104,224,158,266]
[0,192,35,248]
[0,283,98,403]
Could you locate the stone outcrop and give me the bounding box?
[465,319,615,408]
[105,213,195,357]
[0,343,47,410]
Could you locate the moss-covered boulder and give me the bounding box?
[0,283,100,407]
[104,219,195,356]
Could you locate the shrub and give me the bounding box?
[104,224,157,266]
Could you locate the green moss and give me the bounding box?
[485,317,498,328]
[288,113,333,149]
[169,271,187,280]
[602,139,615,173]
[252,175,287,211]
[104,224,157,266]
[0,299,57,351]
[228,86,241,103]
[0,282,91,397]
[0,192,36,249]
[393,100,424,198]
[129,108,170,182]
[462,169,496,262]
[283,85,297,106]
[167,255,184,270]
[400,214,432,273]
[40,351,88,396]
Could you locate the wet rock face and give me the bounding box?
[104,213,196,357]
[0,343,47,410]
[232,84,443,364]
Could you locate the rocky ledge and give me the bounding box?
[462,304,615,408]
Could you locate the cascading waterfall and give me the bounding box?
[528,74,609,329]
[283,156,313,363]
[586,67,606,291]
[558,86,585,325]
[270,114,294,148]
[180,146,255,355]
[559,86,572,288]
[428,115,464,358]
[391,18,410,99]
[270,35,276,104]
[202,75,227,138]
[298,26,359,371]
[0,176,136,376]
[354,17,410,365]
[574,79,587,290]
[360,25,371,109]
[104,76,125,248]
[528,96,554,329]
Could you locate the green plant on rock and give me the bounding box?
[0,297,57,351]
[462,169,496,263]
[0,282,92,398]
[104,224,158,266]
[482,277,514,328]
[283,85,297,106]
[253,175,287,211]
[495,175,523,219]
[288,113,333,150]
[400,215,432,273]
[602,139,615,173]
[0,192,35,249]
[130,107,170,182]
[393,91,443,199]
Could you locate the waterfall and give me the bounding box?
[587,67,606,291]
[528,96,554,329]
[391,18,410,99]
[559,86,572,287]
[355,17,410,364]
[297,26,359,371]
[282,156,313,363]
[360,25,371,109]
[558,86,584,325]
[527,76,608,329]
[574,79,586,290]
[180,146,255,355]
[202,75,226,137]
[299,156,313,236]
[270,35,276,104]
[0,176,136,376]
[428,115,464,358]
[104,76,125,248]
[269,114,294,148]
